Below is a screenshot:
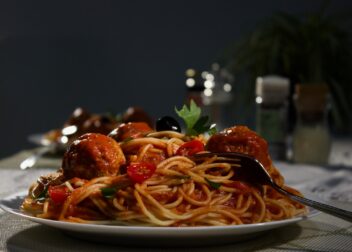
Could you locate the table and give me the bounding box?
[1,148,352,252]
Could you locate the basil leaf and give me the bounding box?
[205,178,222,189]
[101,187,117,198]
[192,116,210,133]
[175,100,217,136]
[175,100,201,133]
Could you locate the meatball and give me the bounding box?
[64,107,91,127]
[82,114,119,135]
[206,126,271,168]
[122,106,154,128]
[62,133,126,179]
[109,122,153,142]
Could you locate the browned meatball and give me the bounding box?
[62,133,126,179]
[206,126,271,168]
[64,107,91,127]
[82,114,120,135]
[109,122,153,142]
[122,107,154,128]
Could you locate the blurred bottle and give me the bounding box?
[292,84,331,164]
[200,63,234,129]
[255,75,290,160]
[184,68,204,106]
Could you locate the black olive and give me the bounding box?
[156,116,181,132]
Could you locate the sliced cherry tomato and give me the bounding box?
[48,185,71,204]
[127,162,156,183]
[176,140,204,156]
[139,150,166,166]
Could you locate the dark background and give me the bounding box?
[0,0,351,158]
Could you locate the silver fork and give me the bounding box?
[193,152,352,222]
[20,143,64,170]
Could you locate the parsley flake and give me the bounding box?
[205,178,222,189]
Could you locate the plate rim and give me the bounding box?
[0,190,320,236]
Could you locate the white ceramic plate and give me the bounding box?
[0,191,319,246]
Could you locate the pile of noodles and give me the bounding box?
[22,130,307,226]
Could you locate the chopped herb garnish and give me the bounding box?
[205,178,222,189]
[122,136,134,143]
[35,187,48,202]
[175,100,217,136]
[208,124,217,136]
[101,187,117,198]
[175,175,191,180]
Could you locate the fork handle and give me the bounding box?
[20,145,54,170]
[272,183,352,222]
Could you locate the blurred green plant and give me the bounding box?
[224,2,352,133]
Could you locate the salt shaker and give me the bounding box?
[255,75,290,160]
[292,84,331,164]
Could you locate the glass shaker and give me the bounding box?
[255,75,290,160]
[292,84,331,164]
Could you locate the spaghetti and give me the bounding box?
[22,125,307,227]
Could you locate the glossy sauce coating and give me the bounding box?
[109,122,153,142]
[62,133,126,179]
[206,126,271,168]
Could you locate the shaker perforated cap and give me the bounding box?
[256,75,290,105]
